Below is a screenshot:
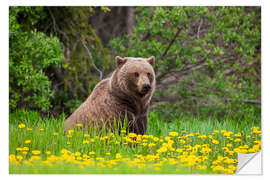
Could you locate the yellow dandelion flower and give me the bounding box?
[116,153,122,159]
[18,124,25,129]
[75,152,81,156]
[234,138,241,142]
[226,144,232,147]
[16,155,23,161]
[83,140,89,144]
[23,147,29,151]
[77,156,83,160]
[169,132,179,137]
[224,168,234,174]
[16,147,23,151]
[176,148,184,153]
[67,141,71,145]
[89,151,95,155]
[24,139,31,144]
[179,139,186,144]
[121,129,126,133]
[84,134,90,137]
[212,165,224,171]
[148,143,156,147]
[40,128,44,131]
[46,151,51,155]
[128,133,137,138]
[27,128,32,131]
[68,130,74,135]
[212,139,219,144]
[53,132,58,136]
[30,156,41,161]
[76,124,83,127]
[32,150,41,155]
[233,148,241,153]
[22,151,28,155]
[198,135,207,139]
[234,132,242,137]
[106,152,111,156]
[168,158,178,165]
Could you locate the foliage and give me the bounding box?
[9,110,261,174]
[38,7,112,113]
[9,7,64,111]
[109,7,261,120]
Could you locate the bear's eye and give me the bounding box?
[134,72,139,77]
[147,72,151,77]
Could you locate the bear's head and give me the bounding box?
[112,56,156,99]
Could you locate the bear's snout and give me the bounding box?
[142,84,151,93]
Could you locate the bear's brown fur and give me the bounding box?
[64,56,155,134]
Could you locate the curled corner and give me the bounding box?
[236,151,262,175]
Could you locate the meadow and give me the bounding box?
[9,110,261,174]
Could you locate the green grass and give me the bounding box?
[9,109,261,174]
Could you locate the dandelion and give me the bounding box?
[116,153,122,159]
[89,152,95,155]
[84,134,90,137]
[40,128,44,131]
[234,138,241,142]
[83,140,89,144]
[23,147,29,151]
[67,141,71,145]
[211,139,219,144]
[234,132,242,137]
[24,139,31,144]
[18,124,25,129]
[176,148,184,153]
[212,165,224,171]
[16,155,23,161]
[32,150,41,155]
[179,139,186,144]
[148,143,156,147]
[76,124,83,127]
[68,130,74,135]
[169,132,179,137]
[46,151,51,155]
[53,132,58,136]
[16,147,23,151]
[27,128,32,131]
[128,133,137,138]
[121,129,126,133]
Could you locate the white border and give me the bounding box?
[2,1,269,180]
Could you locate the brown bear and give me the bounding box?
[64,56,155,135]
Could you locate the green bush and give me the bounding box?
[9,7,64,111]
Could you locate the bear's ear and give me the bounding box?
[146,56,155,67]
[115,56,127,68]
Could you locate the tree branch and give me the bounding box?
[75,33,103,80]
[197,18,203,40]
[161,27,182,60]
[224,98,261,104]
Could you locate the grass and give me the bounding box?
[9,109,261,174]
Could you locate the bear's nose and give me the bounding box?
[142,84,151,92]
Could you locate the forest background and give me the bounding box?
[9,6,261,126]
